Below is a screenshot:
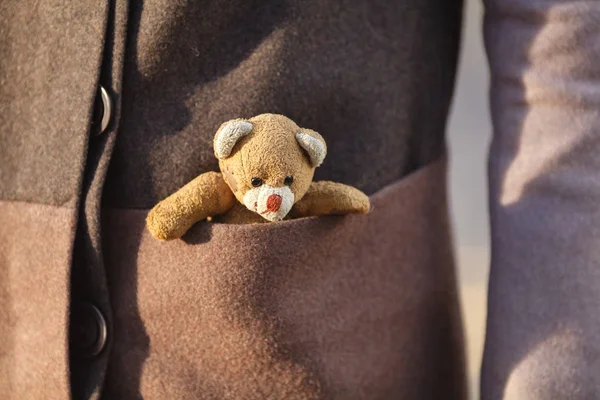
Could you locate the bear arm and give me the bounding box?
[290,181,370,218]
[146,172,235,240]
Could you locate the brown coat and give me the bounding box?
[6,0,595,399]
[0,0,466,397]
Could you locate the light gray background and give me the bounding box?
[448,1,490,399]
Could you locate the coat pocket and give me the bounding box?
[102,156,466,400]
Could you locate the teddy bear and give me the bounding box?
[146,113,370,240]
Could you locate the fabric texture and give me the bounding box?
[104,0,463,208]
[69,1,132,398]
[0,0,108,206]
[103,157,467,400]
[482,1,600,398]
[0,201,78,399]
[0,0,465,398]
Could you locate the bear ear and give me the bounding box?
[214,119,253,159]
[295,129,327,167]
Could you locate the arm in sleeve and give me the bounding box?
[482,1,600,398]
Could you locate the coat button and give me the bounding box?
[71,302,107,358]
[91,86,112,136]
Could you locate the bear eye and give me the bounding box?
[251,177,263,187]
[284,176,294,186]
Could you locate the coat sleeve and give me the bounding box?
[481,1,600,399]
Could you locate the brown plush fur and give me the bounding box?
[147,114,370,240]
[146,172,235,240]
[218,114,317,207]
[289,181,371,218]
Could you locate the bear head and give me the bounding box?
[213,113,326,222]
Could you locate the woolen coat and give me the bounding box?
[1,0,598,399]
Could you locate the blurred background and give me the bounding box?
[448,1,490,399]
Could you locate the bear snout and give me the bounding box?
[266,194,282,212]
[243,184,294,221]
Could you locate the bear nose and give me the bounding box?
[266,194,283,212]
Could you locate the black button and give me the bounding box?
[71,302,107,358]
[91,86,112,136]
